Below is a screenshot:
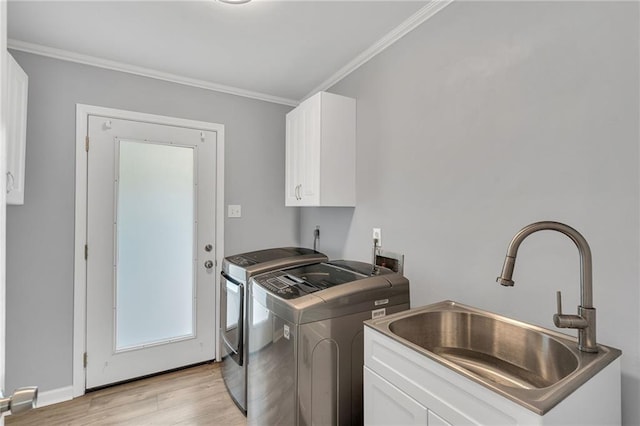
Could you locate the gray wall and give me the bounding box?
[6,2,640,424]
[6,51,297,393]
[300,2,640,424]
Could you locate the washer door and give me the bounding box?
[220,271,244,366]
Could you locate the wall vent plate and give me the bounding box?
[375,249,404,274]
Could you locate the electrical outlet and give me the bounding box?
[228,205,242,218]
[372,228,381,245]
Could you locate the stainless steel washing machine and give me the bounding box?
[220,247,327,414]
[247,260,410,426]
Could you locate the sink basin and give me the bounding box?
[366,300,621,414]
[389,310,579,390]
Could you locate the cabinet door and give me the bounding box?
[428,410,453,426]
[297,96,320,205]
[285,106,303,206]
[6,52,28,205]
[285,94,321,206]
[364,367,428,425]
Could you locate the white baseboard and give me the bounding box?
[35,385,74,408]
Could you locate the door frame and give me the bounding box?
[1,1,7,422]
[73,104,225,397]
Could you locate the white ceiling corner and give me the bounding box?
[302,0,452,101]
[7,0,452,106]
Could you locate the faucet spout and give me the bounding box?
[497,255,516,287]
[496,221,597,352]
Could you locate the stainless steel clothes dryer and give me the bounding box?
[247,260,410,426]
[220,247,327,414]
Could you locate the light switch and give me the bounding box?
[228,205,242,218]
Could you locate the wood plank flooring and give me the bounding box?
[6,362,247,425]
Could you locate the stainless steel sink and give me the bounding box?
[366,300,622,414]
[389,310,579,390]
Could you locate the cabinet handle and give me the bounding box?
[6,171,14,194]
[295,184,300,200]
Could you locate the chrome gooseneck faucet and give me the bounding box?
[497,221,598,353]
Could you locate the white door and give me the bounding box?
[85,115,217,389]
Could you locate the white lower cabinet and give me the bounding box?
[364,327,621,426]
[365,366,454,426]
[364,366,429,426]
[428,410,452,426]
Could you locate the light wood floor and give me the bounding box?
[6,362,247,425]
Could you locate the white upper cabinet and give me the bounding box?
[6,52,28,205]
[285,91,356,207]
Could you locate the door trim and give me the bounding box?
[1,2,7,420]
[73,104,225,397]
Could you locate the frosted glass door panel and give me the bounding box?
[116,139,195,351]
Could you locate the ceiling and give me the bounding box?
[7,0,433,105]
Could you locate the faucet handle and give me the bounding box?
[556,290,563,315]
[553,290,588,329]
[554,291,567,327]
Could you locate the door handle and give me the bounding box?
[0,386,38,416]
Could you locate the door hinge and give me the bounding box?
[84,244,88,260]
[85,136,90,152]
[83,352,88,368]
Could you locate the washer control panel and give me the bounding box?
[254,272,317,299]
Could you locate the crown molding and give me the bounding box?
[7,39,300,107]
[301,0,453,101]
[8,0,452,107]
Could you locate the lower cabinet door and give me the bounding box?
[364,367,428,425]
[428,410,453,426]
